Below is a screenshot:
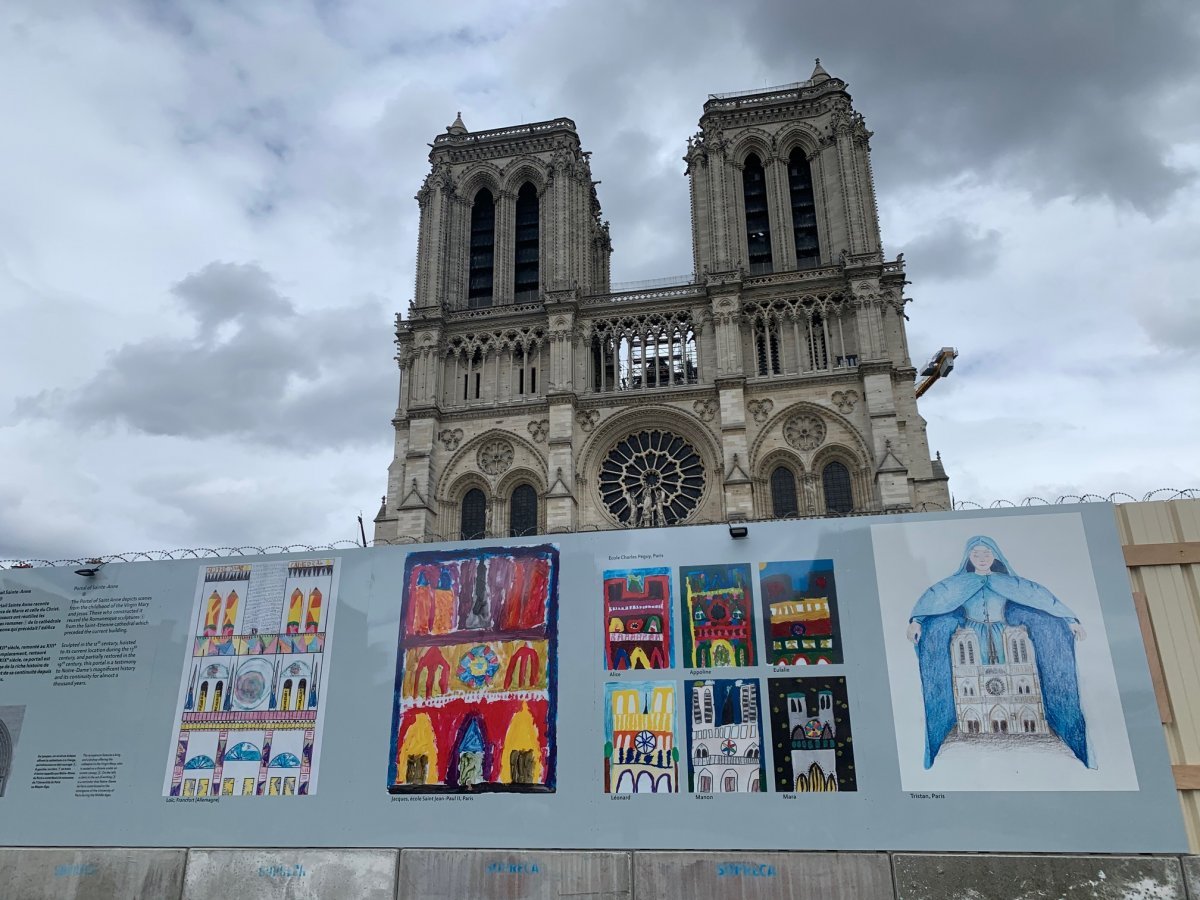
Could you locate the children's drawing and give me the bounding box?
[604,681,678,793]
[387,545,558,793]
[685,679,765,793]
[767,676,856,792]
[680,564,756,668]
[758,560,841,665]
[163,559,339,798]
[0,705,25,798]
[908,535,1091,769]
[603,567,674,670]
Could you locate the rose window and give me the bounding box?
[599,429,705,527]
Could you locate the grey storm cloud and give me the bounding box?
[18,262,396,448]
[736,0,1200,213]
[898,219,1002,282]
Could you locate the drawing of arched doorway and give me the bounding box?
[711,639,734,667]
[615,770,634,794]
[450,715,487,788]
[635,771,654,793]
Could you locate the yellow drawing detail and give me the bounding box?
[397,712,438,785]
[499,703,543,784]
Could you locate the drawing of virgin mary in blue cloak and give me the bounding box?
[907,535,1093,769]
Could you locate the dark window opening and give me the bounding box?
[530,367,536,393]
[518,368,524,395]
[460,488,486,540]
[822,461,853,515]
[742,154,773,274]
[468,188,495,308]
[788,148,821,269]
[474,372,481,399]
[509,483,538,537]
[514,182,539,299]
[755,326,781,376]
[770,467,799,518]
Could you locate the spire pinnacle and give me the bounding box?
[810,58,830,84]
[446,111,467,135]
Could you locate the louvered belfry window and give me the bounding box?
[514,182,539,299]
[822,461,854,515]
[460,488,487,540]
[509,483,538,537]
[468,188,495,307]
[770,466,799,518]
[788,148,821,269]
[742,154,773,275]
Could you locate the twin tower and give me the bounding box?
[375,62,950,544]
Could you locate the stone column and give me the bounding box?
[716,377,752,520]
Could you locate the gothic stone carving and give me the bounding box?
[832,390,859,414]
[577,410,600,432]
[693,399,718,422]
[477,439,514,476]
[528,419,549,443]
[438,428,464,451]
[784,414,826,451]
[747,398,774,424]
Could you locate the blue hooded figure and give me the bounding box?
[908,536,1092,770]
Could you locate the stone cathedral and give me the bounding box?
[374,62,950,544]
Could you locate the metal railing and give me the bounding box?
[3,489,1196,569]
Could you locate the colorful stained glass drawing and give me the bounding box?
[767,676,856,792]
[163,559,339,798]
[759,560,841,665]
[680,564,756,668]
[685,680,765,793]
[603,567,674,670]
[603,682,678,794]
[387,545,558,794]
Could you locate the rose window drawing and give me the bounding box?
[456,645,500,688]
[598,429,705,527]
[721,738,737,756]
[635,730,657,754]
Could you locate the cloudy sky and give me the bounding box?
[2,1,1198,561]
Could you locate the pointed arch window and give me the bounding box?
[509,483,538,537]
[461,488,487,540]
[822,461,854,515]
[514,182,539,300]
[788,148,821,269]
[742,153,772,275]
[769,466,799,518]
[468,188,495,308]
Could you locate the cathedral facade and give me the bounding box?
[375,62,949,543]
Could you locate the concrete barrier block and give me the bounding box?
[893,853,1186,900]
[183,849,397,900]
[633,851,893,900]
[400,848,630,899]
[0,848,186,900]
[1182,857,1200,899]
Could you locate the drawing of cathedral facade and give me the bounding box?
[687,680,764,793]
[605,682,678,794]
[604,568,673,670]
[950,624,1048,736]
[164,559,339,798]
[682,564,756,667]
[787,688,838,791]
[388,545,558,793]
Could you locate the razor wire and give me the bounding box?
[2,488,1197,570]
